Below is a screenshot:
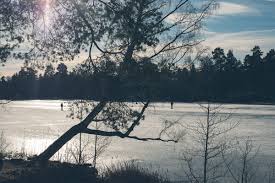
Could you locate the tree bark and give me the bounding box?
[36,101,107,162]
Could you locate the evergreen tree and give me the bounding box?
[212,47,227,72]
[244,46,263,69]
[44,64,55,78]
[225,50,241,72]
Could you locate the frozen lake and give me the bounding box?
[1,100,275,181]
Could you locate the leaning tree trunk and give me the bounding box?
[36,101,107,162]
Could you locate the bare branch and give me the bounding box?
[72,0,123,55]
[152,0,189,28]
[83,128,177,142]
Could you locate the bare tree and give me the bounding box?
[67,100,91,164]
[66,133,110,166]
[91,121,112,168]
[0,131,10,158]
[266,161,275,183]
[67,100,111,166]
[180,103,238,183]
[223,138,260,183]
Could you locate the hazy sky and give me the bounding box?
[1,0,275,76]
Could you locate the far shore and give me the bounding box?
[1,98,275,106]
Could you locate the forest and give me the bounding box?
[1,46,274,103]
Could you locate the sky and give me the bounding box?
[203,0,275,58]
[0,0,275,76]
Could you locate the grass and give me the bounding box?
[102,162,171,183]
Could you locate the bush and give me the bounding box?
[102,162,171,183]
[1,160,172,183]
[6,162,98,183]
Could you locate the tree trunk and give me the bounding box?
[93,121,98,168]
[203,104,210,183]
[36,101,107,162]
[36,124,81,162]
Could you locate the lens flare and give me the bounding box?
[43,0,51,28]
[45,0,50,26]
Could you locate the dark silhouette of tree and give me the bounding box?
[212,47,227,72]
[225,50,241,72]
[31,0,215,162]
[264,49,275,64]
[11,66,38,98]
[261,49,275,100]
[57,63,68,77]
[44,64,55,78]
[1,46,275,103]
[200,56,215,73]
[244,46,263,69]
[0,0,40,65]
[0,76,10,99]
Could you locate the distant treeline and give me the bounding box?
[0,46,275,103]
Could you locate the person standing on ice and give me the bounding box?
[171,101,174,109]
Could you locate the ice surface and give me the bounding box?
[1,100,275,181]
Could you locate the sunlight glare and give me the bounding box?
[43,0,52,28]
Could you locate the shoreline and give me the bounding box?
[1,99,275,106]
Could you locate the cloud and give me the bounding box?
[203,29,275,58]
[166,1,258,24]
[213,2,258,16]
